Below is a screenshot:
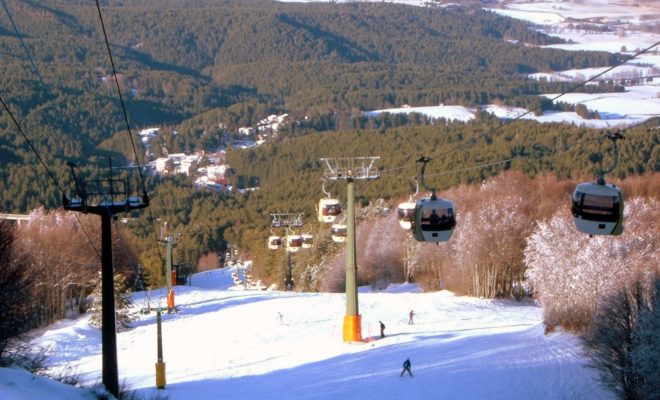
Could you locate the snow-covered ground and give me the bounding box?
[1,267,614,400]
[362,0,660,128]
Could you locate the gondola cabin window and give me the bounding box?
[288,236,303,248]
[420,208,453,231]
[572,188,621,222]
[398,204,415,220]
[581,194,617,216]
[323,204,341,216]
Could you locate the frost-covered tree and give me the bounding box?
[527,197,659,398]
[436,172,545,298]
[0,222,37,359]
[525,198,659,330]
[358,211,406,290]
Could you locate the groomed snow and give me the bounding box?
[2,267,615,400]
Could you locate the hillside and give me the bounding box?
[0,0,621,208]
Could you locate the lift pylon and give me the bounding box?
[320,157,380,343]
[62,160,148,398]
[270,212,305,290]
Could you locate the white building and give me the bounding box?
[155,157,170,173]
[155,153,201,176]
[238,127,255,136]
[207,165,227,180]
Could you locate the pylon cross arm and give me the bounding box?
[320,157,380,180]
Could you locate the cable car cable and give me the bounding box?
[1,0,45,86]
[378,100,656,186]
[94,0,164,263]
[433,40,660,160]
[0,96,63,193]
[376,40,660,179]
[0,3,142,258]
[1,95,104,257]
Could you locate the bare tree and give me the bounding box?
[427,171,544,298]
[582,276,659,400]
[0,221,37,360]
[12,208,141,325]
[14,209,100,324]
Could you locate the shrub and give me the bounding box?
[581,276,659,400]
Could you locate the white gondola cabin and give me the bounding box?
[301,234,314,249]
[571,182,624,236]
[287,235,303,252]
[331,224,347,243]
[318,198,342,223]
[412,197,456,243]
[397,202,416,230]
[268,235,282,250]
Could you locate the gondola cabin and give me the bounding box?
[571,182,624,236]
[331,224,347,243]
[397,202,416,230]
[267,236,282,250]
[287,235,303,252]
[318,198,342,223]
[301,234,314,249]
[412,197,456,243]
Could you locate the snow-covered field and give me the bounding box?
[2,267,614,400]
[363,0,660,128]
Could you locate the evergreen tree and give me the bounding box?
[89,272,135,332]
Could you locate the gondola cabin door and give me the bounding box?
[301,234,314,249]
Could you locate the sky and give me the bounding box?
[1,267,615,400]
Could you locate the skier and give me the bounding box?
[408,309,414,325]
[379,321,386,338]
[400,358,413,377]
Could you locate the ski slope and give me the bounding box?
[2,267,614,400]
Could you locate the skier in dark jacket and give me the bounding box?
[400,358,412,377]
[379,321,386,338]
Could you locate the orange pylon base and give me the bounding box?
[167,289,175,312]
[343,314,362,343]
